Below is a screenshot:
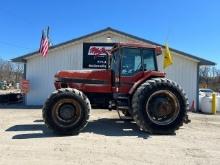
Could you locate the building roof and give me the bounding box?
[11,27,215,65]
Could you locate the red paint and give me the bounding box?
[128,71,165,94]
[55,69,112,80]
[55,69,165,95]
[115,42,158,49]
[20,79,30,93]
[55,69,112,93]
[89,47,109,57]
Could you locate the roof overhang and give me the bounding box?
[11,27,215,66]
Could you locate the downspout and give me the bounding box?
[22,60,27,105]
[196,63,200,112]
[23,60,27,79]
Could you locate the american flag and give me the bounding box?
[39,29,49,57]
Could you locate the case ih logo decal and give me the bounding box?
[83,43,114,69]
[88,46,112,56]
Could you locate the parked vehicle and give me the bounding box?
[0,81,7,90]
[0,93,23,104]
[43,43,190,135]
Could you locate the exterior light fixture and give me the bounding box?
[106,36,112,42]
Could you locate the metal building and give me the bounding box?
[12,27,215,109]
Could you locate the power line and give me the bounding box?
[0,6,46,51]
[0,6,35,26]
[0,40,34,50]
[0,7,52,53]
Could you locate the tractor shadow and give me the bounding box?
[83,118,150,138]
[6,118,151,139]
[5,121,56,139]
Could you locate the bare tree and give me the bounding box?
[199,66,211,86]
[0,58,24,86]
[216,69,220,82]
[199,66,220,90]
[13,62,24,83]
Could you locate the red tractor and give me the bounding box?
[43,43,189,135]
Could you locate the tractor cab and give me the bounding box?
[109,43,164,94]
[110,43,162,74]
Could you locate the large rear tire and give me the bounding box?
[43,88,91,135]
[132,78,189,134]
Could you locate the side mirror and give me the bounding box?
[155,46,162,55]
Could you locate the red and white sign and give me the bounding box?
[88,46,112,56]
[20,80,30,93]
[83,43,114,69]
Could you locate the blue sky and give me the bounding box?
[0,0,219,68]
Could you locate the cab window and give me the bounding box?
[143,49,156,71]
[121,48,141,76]
[111,50,120,76]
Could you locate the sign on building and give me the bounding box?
[83,43,114,69]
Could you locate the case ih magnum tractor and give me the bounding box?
[43,43,189,135]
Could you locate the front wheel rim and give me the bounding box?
[52,98,82,128]
[145,90,180,125]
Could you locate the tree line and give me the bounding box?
[0,58,24,85]
[199,66,220,91]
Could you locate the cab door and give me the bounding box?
[111,49,121,91]
[111,47,158,95]
[119,48,144,93]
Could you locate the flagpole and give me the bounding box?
[47,26,50,38]
[163,25,174,69]
[47,26,52,46]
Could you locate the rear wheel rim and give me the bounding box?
[145,90,180,125]
[52,98,82,128]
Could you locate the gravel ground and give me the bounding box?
[0,108,220,165]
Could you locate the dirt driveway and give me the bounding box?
[0,108,220,165]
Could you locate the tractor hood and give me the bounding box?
[54,69,112,84]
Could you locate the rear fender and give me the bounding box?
[129,71,165,95]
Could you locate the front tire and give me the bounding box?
[132,78,189,134]
[43,88,91,135]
